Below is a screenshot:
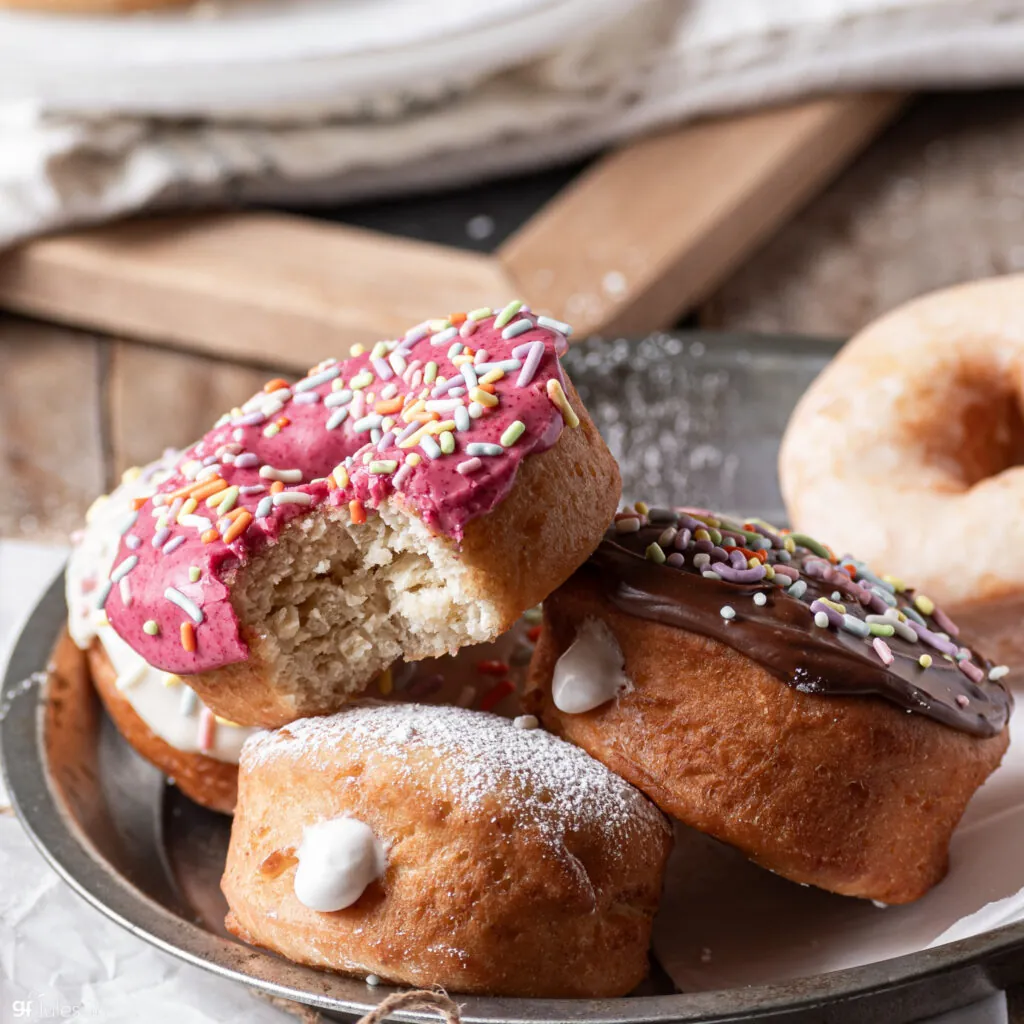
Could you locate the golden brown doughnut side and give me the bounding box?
[525,570,1009,905]
[185,609,333,730]
[87,642,238,814]
[185,380,620,729]
[222,714,670,997]
[457,378,621,626]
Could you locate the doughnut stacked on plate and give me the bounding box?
[65,451,535,813]
[67,303,676,998]
[67,451,259,813]
[224,704,671,997]
[66,295,1014,998]
[96,302,618,729]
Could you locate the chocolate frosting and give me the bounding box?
[589,510,1012,737]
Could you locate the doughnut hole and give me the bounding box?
[914,364,1024,488]
[780,276,1024,673]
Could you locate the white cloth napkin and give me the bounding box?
[5,0,1024,249]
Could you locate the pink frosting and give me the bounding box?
[100,309,575,675]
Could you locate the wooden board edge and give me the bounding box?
[498,93,906,338]
[0,213,515,373]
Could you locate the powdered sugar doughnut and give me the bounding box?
[93,304,620,727]
[780,276,1024,672]
[222,703,671,996]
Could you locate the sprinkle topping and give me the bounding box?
[102,306,578,675]
[588,506,1012,737]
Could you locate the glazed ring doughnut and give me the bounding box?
[68,455,539,813]
[780,275,1024,670]
[525,505,1011,904]
[92,304,619,728]
[222,703,672,997]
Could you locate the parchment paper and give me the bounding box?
[653,698,1024,991]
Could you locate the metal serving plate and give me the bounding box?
[5,333,1024,1023]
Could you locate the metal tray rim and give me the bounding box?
[5,573,1024,1024]
[5,329,1024,1022]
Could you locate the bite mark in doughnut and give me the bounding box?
[101,306,573,674]
[68,456,543,812]
[88,306,620,727]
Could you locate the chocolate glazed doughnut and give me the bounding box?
[526,506,1012,904]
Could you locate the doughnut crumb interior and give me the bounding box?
[96,306,621,728]
[230,503,506,716]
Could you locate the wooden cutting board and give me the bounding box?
[0,93,903,539]
[0,94,901,374]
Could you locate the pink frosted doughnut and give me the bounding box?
[95,304,621,727]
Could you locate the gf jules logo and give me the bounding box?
[11,992,101,1019]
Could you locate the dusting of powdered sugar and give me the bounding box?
[241,704,668,852]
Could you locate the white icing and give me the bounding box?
[65,455,258,763]
[293,817,387,912]
[552,618,630,714]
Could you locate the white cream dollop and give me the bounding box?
[293,817,387,912]
[551,618,630,714]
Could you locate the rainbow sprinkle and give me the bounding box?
[104,304,578,667]
[598,506,1009,731]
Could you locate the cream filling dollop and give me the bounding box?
[551,618,630,714]
[293,817,388,912]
